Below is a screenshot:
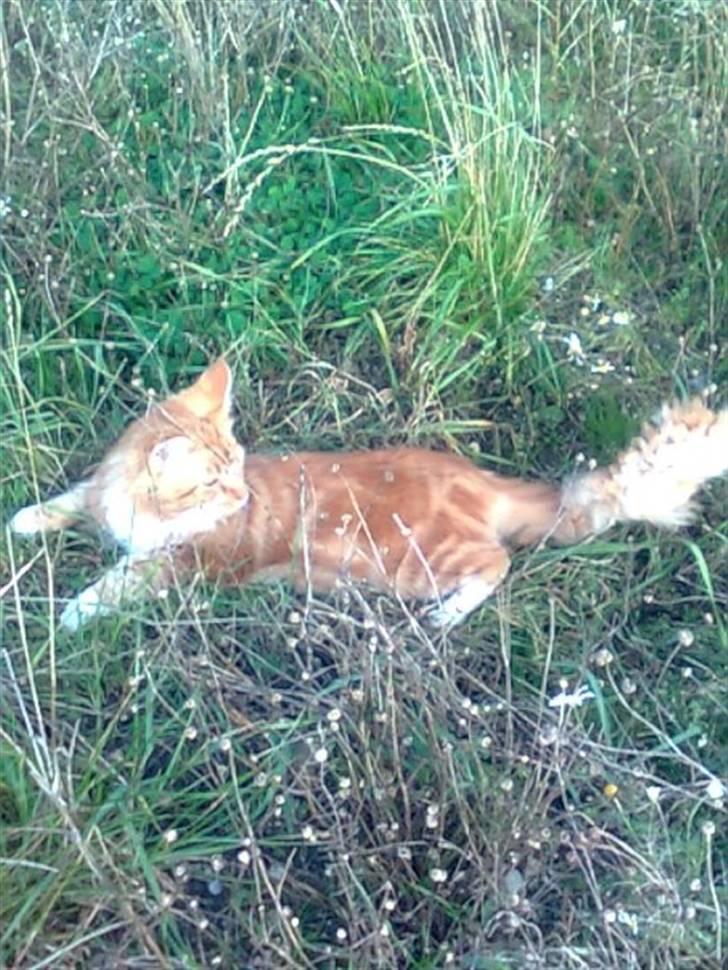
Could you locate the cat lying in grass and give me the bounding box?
[10,359,728,632]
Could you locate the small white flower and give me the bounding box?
[163,829,178,845]
[612,18,627,35]
[612,310,631,326]
[314,746,328,764]
[706,777,724,801]
[549,685,594,709]
[678,629,695,647]
[617,909,638,934]
[646,786,661,805]
[564,332,586,364]
[430,867,448,883]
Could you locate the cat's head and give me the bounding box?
[94,359,249,553]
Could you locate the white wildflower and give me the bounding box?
[564,332,586,364]
[705,777,724,801]
[549,685,594,709]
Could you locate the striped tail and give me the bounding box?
[556,399,728,542]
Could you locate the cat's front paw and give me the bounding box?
[9,504,45,536]
[59,588,104,632]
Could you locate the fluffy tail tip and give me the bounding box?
[612,398,727,529]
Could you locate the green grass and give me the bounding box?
[1,0,726,967]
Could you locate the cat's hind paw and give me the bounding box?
[422,578,497,629]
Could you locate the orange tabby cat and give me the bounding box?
[10,359,728,632]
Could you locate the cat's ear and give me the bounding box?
[174,358,234,431]
[148,436,197,477]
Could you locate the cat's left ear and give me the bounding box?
[175,358,234,432]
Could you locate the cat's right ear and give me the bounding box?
[174,358,234,432]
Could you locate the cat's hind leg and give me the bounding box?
[10,483,89,536]
[424,544,510,629]
[60,554,169,632]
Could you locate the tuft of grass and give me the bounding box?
[1,1,726,967]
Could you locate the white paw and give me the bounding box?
[423,578,497,629]
[9,504,44,536]
[59,589,104,632]
[423,600,467,629]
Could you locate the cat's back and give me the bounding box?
[245,445,484,494]
[243,445,497,535]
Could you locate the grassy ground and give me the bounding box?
[1,0,726,967]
